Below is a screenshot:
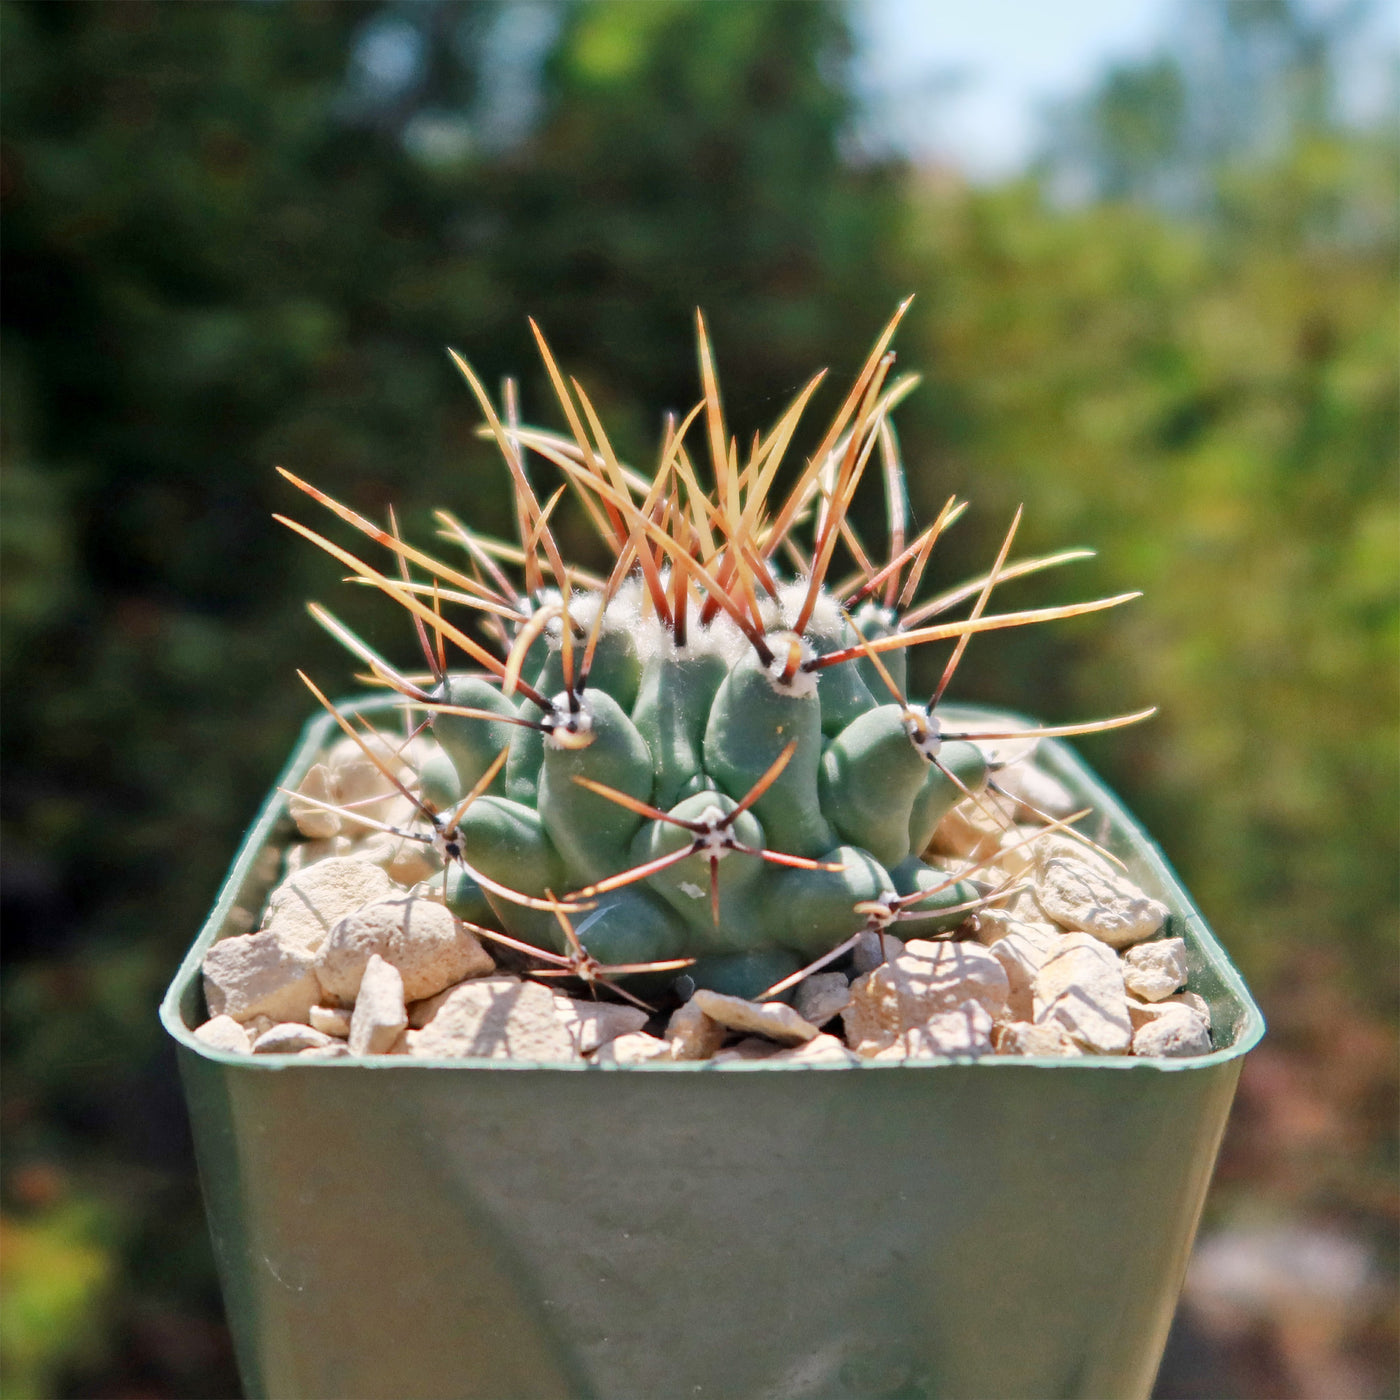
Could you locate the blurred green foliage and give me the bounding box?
[896,126,1398,1011]
[0,1,1394,1395]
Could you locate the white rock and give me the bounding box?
[691,990,819,1044]
[851,929,906,975]
[284,835,354,876]
[193,1015,252,1054]
[406,976,579,1061]
[1133,1000,1213,1057]
[1122,937,1190,1002]
[590,1032,672,1065]
[1033,836,1119,881]
[353,828,442,888]
[711,1036,783,1063]
[289,763,342,838]
[666,999,725,1061]
[993,1020,1083,1057]
[988,922,1067,1021]
[999,883,1051,925]
[263,857,394,954]
[308,1004,353,1037]
[994,824,1051,878]
[929,794,1013,861]
[868,1001,995,1060]
[995,760,1076,820]
[970,906,1062,948]
[202,930,321,1026]
[348,954,409,1055]
[1032,932,1133,1054]
[842,940,1009,1056]
[793,972,851,1027]
[252,1022,341,1054]
[553,998,649,1054]
[325,733,420,824]
[1034,856,1169,949]
[315,895,494,1005]
[764,1033,859,1066]
[298,1041,351,1059]
[1127,990,1211,1030]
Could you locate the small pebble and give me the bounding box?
[1032,932,1133,1054]
[316,895,494,1004]
[1132,1001,1213,1058]
[348,954,409,1056]
[691,990,819,1045]
[1034,856,1169,950]
[1122,937,1189,1002]
[764,1033,859,1066]
[554,998,649,1054]
[868,1001,995,1060]
[252,1022,341,1054]
[202,929,320,1026]
[994,1020,1083,1057]
[407,976,579,1061]
[193,1015,252,1055]
[851,929,906,975]
[590,1032,672,1065]
[793,972,851,1027]
[264,857,394,954]
[666,999,725,1061]
[843,940,1009,1057]
[308,1005,353,1038]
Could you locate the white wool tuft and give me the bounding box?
[777,579,842,639]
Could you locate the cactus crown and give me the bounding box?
[278,303,1151,1004]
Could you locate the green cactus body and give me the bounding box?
[887,856,982,937]
[819,705,931,868]
[702,639,837,858]
[630,647,728,809]
[906,740,991,856]
[429,675,518,796]
[774,844,895,957]
[850,602,906,698]
[417,745,465,813]
[423,865,496,929]
[806,618,879,737]
[566,886,688,967]
[631,791,768,949]
[538,689,654,883]
[687,949,804,1003]
[505,705,547,805]
[290,309,1143,1000]
[455,795,566,944]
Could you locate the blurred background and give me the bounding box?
[1,0,1395,1395]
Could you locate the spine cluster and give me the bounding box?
[278,304,1151,1003]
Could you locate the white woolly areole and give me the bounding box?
[902,709,942,760]
[851,600,897,634]
[544,690,595,749]
[762,631,820,699]
[537,580,643,654]
[704,612,759,669]
[777,580,843,640]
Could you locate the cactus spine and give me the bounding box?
[279,305,1152,1002]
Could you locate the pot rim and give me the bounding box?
[160,697,1265,1073]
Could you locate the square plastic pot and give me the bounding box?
[161,700,1264,1400]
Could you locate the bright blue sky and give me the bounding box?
[853,0,1398,177]
[854,0,1171,175]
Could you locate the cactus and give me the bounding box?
[278,304,1152,1003]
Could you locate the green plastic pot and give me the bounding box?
[161,700,1264,1400]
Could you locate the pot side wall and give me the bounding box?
[163,703,1264,1400]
